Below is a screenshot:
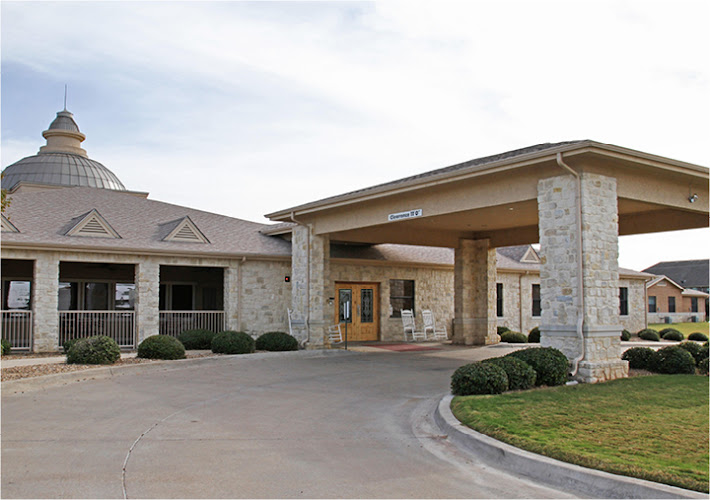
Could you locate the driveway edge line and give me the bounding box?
[434,394,706,499]
[2,349,354,394]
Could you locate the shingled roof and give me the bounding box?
[2,186,291,258]
[643,260,709,289]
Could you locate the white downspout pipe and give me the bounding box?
[556,152,585,377]
[289,211,311,347]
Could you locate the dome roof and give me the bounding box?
[2,109,126,192]
[2,154,126,191]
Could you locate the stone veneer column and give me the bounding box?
[136,259,160,344]
[538,172,628,383]
[32,253,60,352]
[452,239,499,345]
[291,225,330,348]
[223,261,241,331]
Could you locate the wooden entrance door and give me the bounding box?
[334,282,379,341]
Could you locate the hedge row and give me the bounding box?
[622,341,709,375]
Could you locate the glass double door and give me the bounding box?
[335,282,379,341]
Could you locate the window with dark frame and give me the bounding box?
[390,279,414,318]
[668,296,676,313]
[691,297,699,313]
[619,287,628,316]
[648,296,657,313]
[532,284,541,317]
[496,283,504,317]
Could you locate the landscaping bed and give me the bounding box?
[451,374,709,493]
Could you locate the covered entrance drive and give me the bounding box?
[335,282,379,341]
[268,140,709,382]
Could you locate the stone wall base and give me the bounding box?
[576,359,628,384]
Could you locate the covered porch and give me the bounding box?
[268,141,709,382]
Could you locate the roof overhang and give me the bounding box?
[267,141,709,248]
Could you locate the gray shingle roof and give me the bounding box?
[643,260,709,289]
[2,187,291,258]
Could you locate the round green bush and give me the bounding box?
[688,332,709,342]
[700,342,709,362]
[649,345,696,374]
[506,347,569,387]
[177,329,216,350]
[483,356,536,391]
[621,347,656,370]
[211,331,255,355]
[1,338,11,356]
[497,326,510,336]
[137,335,186,360]
[660,328,684,341]
[638,328,660,341]
[500,331,528,343]
[678,341,704,364]
[62,338,79,354]
[620,329,631,341]
[528,327,541,343]
[255,331,298,351]
[698,357,709,376]
[451,362,508,395]
[67,336,120,365]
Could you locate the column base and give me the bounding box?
[576,359,628,384]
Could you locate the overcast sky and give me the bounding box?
[2,1,708,271]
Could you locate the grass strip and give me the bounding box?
[451,375,709,493]
[649,322,709,337]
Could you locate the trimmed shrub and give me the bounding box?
[255,331,298,351]
[63,338,79,354]
[500,331,528,343]
[212,331,255,355]
[678,342,704,364]
[622,347,656,370]
[698,357,709,376]
[506,347,569,387]
[688,332,709,342]
[528,327,541,343]
[177,329,216,350]
[649,346,696,375]
[660,328,684,341]
[620,329,631,341]
[67,336,120,365]
[483,356,536,391]
[1,338,11,356]
[451,362,508,395]
[698,342,708,363]
[137,335,186,360]
[497,326,510,336]
[638,328,660,341]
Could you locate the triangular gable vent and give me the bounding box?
[520,246,540,263]
[66,209,121,239]
[163,216,209,244]
[1,214,19,233]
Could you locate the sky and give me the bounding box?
[1,0,708,272]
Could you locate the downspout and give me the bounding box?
[556,152,585,377]
[289,211,311,347]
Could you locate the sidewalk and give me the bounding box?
[1,350,213,368]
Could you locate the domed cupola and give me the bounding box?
[1,108,127,191]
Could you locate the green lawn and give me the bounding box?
[451,375,709,492]
[649,322,709,337]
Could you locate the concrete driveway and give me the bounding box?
[2,346,573,499]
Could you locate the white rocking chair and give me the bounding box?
[422,309,448,341]
[327,324,343,344]
[401,309,426,342]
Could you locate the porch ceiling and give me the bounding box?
[269,141,708,248]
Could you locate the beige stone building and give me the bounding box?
[2,108,708,383]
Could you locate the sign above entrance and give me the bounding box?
[387,209,423,222]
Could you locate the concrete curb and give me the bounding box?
[434,394,706,499]
[2,349,356,394]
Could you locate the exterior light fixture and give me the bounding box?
[688,194,699,203]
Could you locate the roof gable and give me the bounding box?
[162,216,210,244]
[65,209,121,239]
[646,275,685,291]
[1,214,19,233]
